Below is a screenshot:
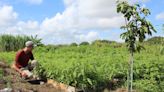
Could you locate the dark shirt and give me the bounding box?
[15,50,34,68]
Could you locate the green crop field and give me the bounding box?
[0,1,164,92]
[0,36,164,92]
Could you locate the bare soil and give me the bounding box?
[0,61,65,92]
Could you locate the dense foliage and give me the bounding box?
[0,40,164,92]
[146,36,164,45]
[117,1,156,53]
[117,1,156,91]
[0,34,43,52]
[79,42,90,46]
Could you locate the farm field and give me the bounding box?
[0,1,164,92]
[0,39,164,92]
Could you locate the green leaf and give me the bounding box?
[117,1,156,54]
[87,78,93,85]
[141,8,151,16]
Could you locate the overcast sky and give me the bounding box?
[0,0,163,44]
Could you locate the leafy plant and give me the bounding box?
[70,43,78,46]
[117,1,156,91]
[79,42,90,46]
[0,34,43,51]
[0,36,163,92]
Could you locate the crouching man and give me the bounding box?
[12,41,38,79]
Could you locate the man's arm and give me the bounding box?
[12,64,22,74]
[13,50,28,77]
[14,51,23,73]
[30,52,34,60]
[12,64,27,77]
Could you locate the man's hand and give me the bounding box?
[21,71,27,77]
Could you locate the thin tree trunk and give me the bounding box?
[124,17,132,92]
[127,69,130,92]
[130,52,134,92]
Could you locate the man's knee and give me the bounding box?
[21,69,33,78]
[30,60,38,68]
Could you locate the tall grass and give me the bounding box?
[0,34,42,52]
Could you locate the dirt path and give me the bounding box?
[0,61,65,92]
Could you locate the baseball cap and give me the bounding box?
[25,41,35,47]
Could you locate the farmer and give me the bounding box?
[12,41,38,79]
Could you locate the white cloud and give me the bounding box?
[42,0,125,31]
[0,0,125,44]
[156,12,164,20]
[39,0,125,44]
[2,0,151,44]
[0,5,40,35]
[75,31,99,42]
[6,20,40,35]
[0,5,18,27]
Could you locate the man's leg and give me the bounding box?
[28,60,40,79]
[20,67,33,79]
[28,60,38,71]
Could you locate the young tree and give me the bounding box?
[117,1,156,92]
